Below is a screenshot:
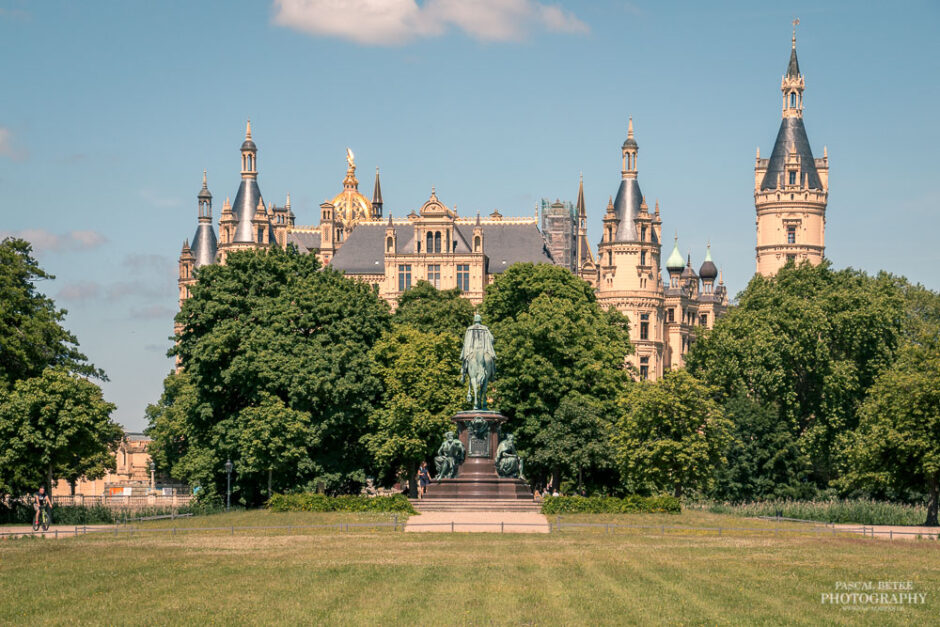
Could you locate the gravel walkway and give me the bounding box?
[404,512,550,533]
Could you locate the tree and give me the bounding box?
[841,287,940,525]
[686,261,906,487]
[0,237,103,390]
[363,326,464,495]
[480,263,632,487]
[163,246,390,502]
[711,395,814,502]
[612,370,732,498]
[0,368,121,497]
[394,281,475,337]
[529,392,613,493]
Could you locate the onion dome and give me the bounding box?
[666,236,684,273]
[699,244,718,280]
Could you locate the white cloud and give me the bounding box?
[0,127,27,161]
[57,281,102,303]
[0,228,108,253]
[272,0,588,45]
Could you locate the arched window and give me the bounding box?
[426,232,433,254]
[474,236,481,252]
[386,236,393,252]
[434,231,441,253]
[789,92,796,108]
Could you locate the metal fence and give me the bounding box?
[3,519,939,541]
[49,494,194,510]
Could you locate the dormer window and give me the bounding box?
[789,92,797,107]
[789,171,797,185]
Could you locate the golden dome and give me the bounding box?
[330,150,372,226]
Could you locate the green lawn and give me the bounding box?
[1,510,937,625]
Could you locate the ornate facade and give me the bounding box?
[755,26,828,276]
[177,123,552,314]
[177,28,829,381]
[584,118,728,379]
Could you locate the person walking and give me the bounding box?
[417,461,431,499]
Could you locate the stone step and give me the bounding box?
[411,499,543,513]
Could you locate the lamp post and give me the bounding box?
[225,459,233,511]
[149,460,156,493]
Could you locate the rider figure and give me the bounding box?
[33,486,52,525]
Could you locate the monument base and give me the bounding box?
[423,409,533,500]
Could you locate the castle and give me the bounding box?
[178,30,826,380]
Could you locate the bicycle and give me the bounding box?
[32,505,51,532]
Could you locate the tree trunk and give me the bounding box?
[926,476,939,527]
[407,461,418,498]
[673,484,683,499]
[551,466,561,493]
[47,465,54,494]
[267,468,273,499]
[70,479,76,496]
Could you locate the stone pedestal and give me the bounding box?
[424,410,532,500]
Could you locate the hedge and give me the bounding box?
[541,495,681,515]
[696,499,927,526]
[0,501,223,525]
[266,493,416,514]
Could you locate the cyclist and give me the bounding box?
[33,486,52,526]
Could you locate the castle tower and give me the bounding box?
[178,171,218,310]
[596,118,665,380]
[217,121,274,262]
[755,22,829,275]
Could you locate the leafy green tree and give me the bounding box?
[841,287,940,525]
[0,237,103,390]
[163,246,390,502]
[394,280,475,337]
[530,392,613,493]
[612,370,732,498]
[480,263,632,488]
[686,261,906,487]
[711,395,814,502]
[363,326,464,495]
[0,368,121,496]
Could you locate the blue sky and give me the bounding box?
[1,0,938,431]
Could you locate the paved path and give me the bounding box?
[832,523,940,541]
[0,525,112,539]
[404,511,549,533]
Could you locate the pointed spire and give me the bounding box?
[387,212,393,226]
[372,167,383,205]
[606,195,615,213]
[786,18,801,77]
[202,169,207,187]
[475,211,481,226]
[576,173,586,217]
[627,117,634,139]
[285,192,291,209]
[654,199,660,216]
[245,119,252,140]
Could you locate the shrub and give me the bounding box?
[693,499,926,526]
[266,493,415,514]
[0,501,223,525]
[541,495,680,515]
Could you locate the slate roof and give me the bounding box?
[329,222,552,275]
[231,178,267,242]
[287,231,322,254]
[190,222,218,268]
[612,178,642,241]
[760,117,822,190]
[787,47,800,78]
